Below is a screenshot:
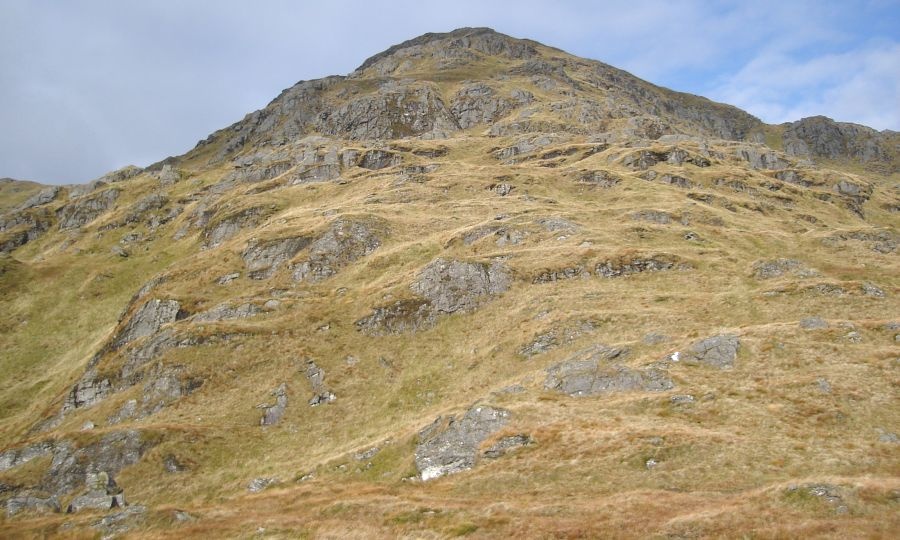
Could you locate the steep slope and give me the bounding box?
[0,28,897,538]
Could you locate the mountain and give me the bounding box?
[0,27,897,538]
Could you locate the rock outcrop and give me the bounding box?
[415,405,510,481]
[677,334,740,369]
[357,258,511,335]
[242,236,311,279]
[304,360,335,406]
[783,116,888,165]
[66,471,126,513]
[56,188,119,230]
[260,383,288,425]
[543,345,673,396]
[292,219,382,282]
[595,254,685,278]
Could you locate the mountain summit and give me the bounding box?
[0,28,897,538]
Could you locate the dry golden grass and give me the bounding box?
[0,38,898,538]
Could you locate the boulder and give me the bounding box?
[415,405,510,481]
[66,471,126,513]
[680,334,740,369]
[260,383,288,425]
[304,360,335,406]
[247,477,278,493]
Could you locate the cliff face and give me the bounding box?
[0,27,897,539]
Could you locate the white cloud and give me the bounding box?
[710,40,900,129]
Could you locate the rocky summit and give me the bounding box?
[0,27,898,538]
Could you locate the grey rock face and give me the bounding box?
[0,208,53,253]
[304,360,335,406]
[415,405,510,481]
[824,229,897,254]
[95,165,142,185]
[450,83,532,129]
[355,27,538,75]
[42,430,152,501]
[492,134,561,163]
[156,164,181,186]
[121,329,201,380]
[67,179,108,199]
[0,441,55,472]
[113,299,183,350]
[543,345,671,396]
[292,219,382,283]
[63,377,112,412]
[203,206,270,248]
[752,259,817,280]
[532,265,589,284]
[122,194,170,226]
[410,258,511,314]
[680,334,740,369]
[783,116,887,163]
[595,255,681,278]
[193,302,261,323]
[66,471,125,513]
[735,145,789,170]
[260,383,288,425]
[358,258,511,335]
[317,84,459,140]
[355,298,434,335]
[578,170,621,188]
[138,367,203,418]
[242,236,311,279]
[519,321,596,357]
[358,150,400,170]
[18,186,60,210]
[6,491,60,517]
[56,188,119,230]
[623,148,709,170]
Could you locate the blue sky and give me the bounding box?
[1,0,898,184]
